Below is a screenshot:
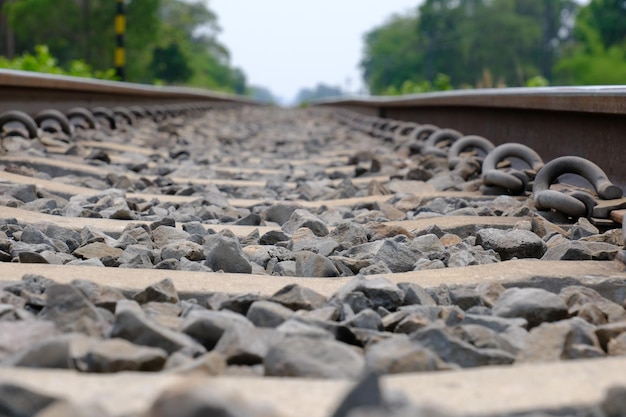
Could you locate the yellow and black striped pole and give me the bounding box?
[114,0,126,81]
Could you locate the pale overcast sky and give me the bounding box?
[210,1,423,103]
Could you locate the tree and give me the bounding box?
[360,12,422,94]
[553,0,626,85]
[295,84,344,104]
[360,0,582,93]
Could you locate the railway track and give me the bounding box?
[1,70,626,417]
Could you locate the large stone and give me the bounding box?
[0,320,59,360]
[365,335,449,374]
[110,309,205,356]
[371,239,417,273]
[73,242,122,261]
[295,251,339,277]
[516,317,605,362]
[246,300,293,328]
[270,283,327,311]
[288,227,338,256]
[73,337,167,373]
[151,226,190,248]
[264,336,364,378]
[70,279,125,313]
[475,228,546,260]
[144,382,275,417]
[330,222,368,249]
[181,309,253,350]
[334,275,404,311]
[492,287,568,328]
[411,324,516,367]
[282,209,329,236]
[39,284,110,337]
[560,286,626,323]
[133,278,179,304]
[204,235,252,274]
[264,202,304,225]
[214,323,279,365]
[0,383,60,416]
[161,241,205,262]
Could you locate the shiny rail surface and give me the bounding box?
[317,86,626,187]
[0,69,255,114]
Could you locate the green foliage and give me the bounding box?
[553,0,626,85]
[295,84,344,105]
[0,45,116,80]
[1,0,246,93]
[360,0,586,94]
[525,76,550,87]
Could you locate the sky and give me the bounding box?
[210,0,424,103]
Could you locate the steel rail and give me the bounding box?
[0,69,256,114]
[316,86,626,186]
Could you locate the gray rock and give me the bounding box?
[476,282,505,308]
[39,284,110,337]
[242,245,294,268]
[541,241,592,260]
[0,382,59,416]
[282,209,329,236]
[560,286,626,323]
[264,202,304,225]
[492,287,568,328]
[181,309,253,350]
[118,244,156,268]
[246,300,293,328]
[371,239,417,273]
[219,293,263,315]
[411,324,516,367]
[145,383,274,417]
[150,226,189,247]
[398,283,437,307]
[161,241,205,261]
[259,230,291,245]
[570,217,599,240]
[111,309,205,355]
[449,287,483,311]
[330,222,368,249]
[516,317,605,363]
[288,227,338,256]
[204,234,252,274]
[330,372,384,417]
[365,335,449,374]
[0,320,59,360]
[271,260,297,276]
[295,251,339,277]
[455,324,519,355]
[133,278,179,304]
[475,228,546,260]
[3,333,91,369]
[342,308,383,331]
[73,337,168,372]
[335,275,404,311]
[270,283,327,311]
[70,279,125,313]
[264,336,364,378]
[73,242,122,261]
[275,319,335,339]
[359,261,393,275]
[214,323,279,365]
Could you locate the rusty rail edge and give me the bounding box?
[315,86,626,187]
[0,69,258,114]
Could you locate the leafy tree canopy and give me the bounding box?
[0,0,247,94]
[361,0,625,94]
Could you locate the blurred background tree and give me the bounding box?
[0,0,247,93]
[361,0,625,94]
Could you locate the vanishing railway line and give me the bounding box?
[0,69,626,417]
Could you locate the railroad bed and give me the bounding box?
[0,102,626,417]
